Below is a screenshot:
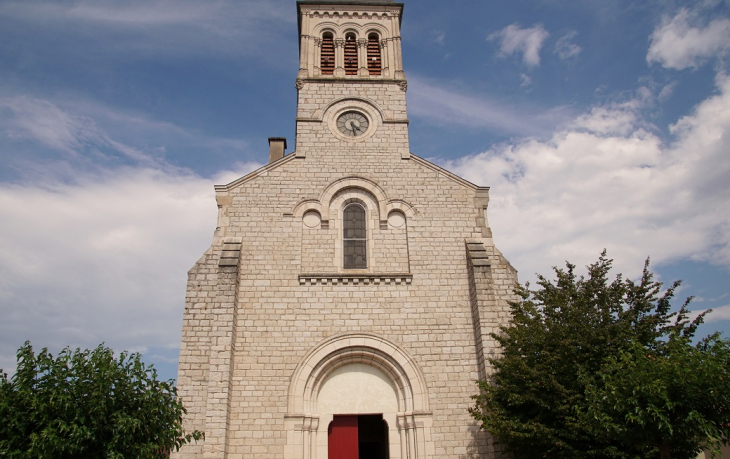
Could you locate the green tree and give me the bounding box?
[0,342,202,458]
[470,253,730,459]
[582,328,730,459]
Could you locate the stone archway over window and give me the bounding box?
[285,333,434,459]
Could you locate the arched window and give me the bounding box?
[321,32,335,75]
[367,33,381,75]
[343,203,367,269]
[344,32,358,75]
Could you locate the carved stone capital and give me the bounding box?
[357,38,368,48]
[334,38,345,48]
[314,38,322,47]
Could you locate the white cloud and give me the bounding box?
[520,73,532,87]
[648,8,730,70]
[431,30,446,46]
[688,304,730,323]
[1,96,163,168]
[554,31,582,60]
[0,0,290,27]
[0,95,253,183]
[0,95,263,375]
[658,82,678,101]
[64,2,221,26]
[0,168,208,373]
[442,72,730,285]
[0,0,294,61]
[570,99,648,136]
[0,163,261,376]
[489,24,550,67]
[407,76,573,137]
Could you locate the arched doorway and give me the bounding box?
[285,334,435,459]
[329,414,389,459]
[320,363,395,459]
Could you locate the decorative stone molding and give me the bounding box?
[292,176,416,228]
[291,199,325,219]
[298,273,413,285]
[398,80,408,92]
[386,199,417,218]
[312,23,389,41]
[288,333,430,414]
[317,95,386,124]
[299,1,403,81]
[320,177,386,215]
[285,333,434,458]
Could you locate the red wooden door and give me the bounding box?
[328,415,359,459]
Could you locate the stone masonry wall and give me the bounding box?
[174,79,519,458]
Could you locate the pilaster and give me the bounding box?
[334,39,345,77]
[313,38,322,77]
[465,239,518,459]
[380,39,391,78]
[201,238,242,458]
[357,38,369,76]
[299,34,311,79]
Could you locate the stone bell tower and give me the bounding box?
[293,0,411,163]
[296,0,406,80]
[173,1,518,458]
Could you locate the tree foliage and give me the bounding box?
[470,253,730,459]
[0,342,202,458]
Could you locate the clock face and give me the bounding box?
[337,111,369,137]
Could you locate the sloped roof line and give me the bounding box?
[214,152,488,193]
[409,153,487,191]
[214,153,297,192]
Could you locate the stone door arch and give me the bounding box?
[285,333,434,459]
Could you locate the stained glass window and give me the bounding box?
[343,204,367,269]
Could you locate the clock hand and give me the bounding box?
[349,121,360,131]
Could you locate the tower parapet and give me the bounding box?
[297,1,405,80]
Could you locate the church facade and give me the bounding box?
[173,1,518,458]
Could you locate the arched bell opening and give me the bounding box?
[344,32,358,75]
[321,32,335,75]
[367,33,382,75]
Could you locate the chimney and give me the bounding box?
[268,137,287,163]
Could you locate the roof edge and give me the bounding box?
[215,153,298,193]
[409,153,488,192]
[297,1,404,39]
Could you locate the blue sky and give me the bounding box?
[1,0,729,382]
